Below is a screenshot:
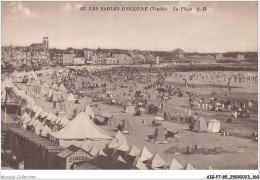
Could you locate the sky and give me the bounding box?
[1,1,258,53]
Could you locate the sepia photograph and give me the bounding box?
[1,0,258,177]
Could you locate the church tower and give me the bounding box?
[43,36,49,49]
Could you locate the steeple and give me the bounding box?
[42,35,49,49]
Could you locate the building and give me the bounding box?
[172,48,185,59]
[156,56,160,64]
[2,50,12,64]
[73,57,85,65]
[55,54,64,65]
[135,54,146,64]
[29,36,49,50]
[215,53,223,60]
[43,36,49,49]
[56,145,93,169]
[92,54,104,65]
[237,54,245,60]
[104,58,118,64]
[84,49,94,61]
[111,54,133,64]
[63,54,74,65]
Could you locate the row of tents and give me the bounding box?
[10,69,55,78]
[191,117,221,133]
[65,129,213,170]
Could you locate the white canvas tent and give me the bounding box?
[192,117,208,132]
[168,158,184,170]
[208,120,220,133]
[116,139,129,152]
[51,112,112,147]
[128,144,141,157]
[134,157,148,170]
[147,153,166,168]
[108,131,126,148]
[186,162,196,170]
[84,105,95,119]
[125,102,135,114]
[42,125,52,137]
[67,93,75,102]
[138,146,153,162]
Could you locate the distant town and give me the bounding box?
[1,36,258,71]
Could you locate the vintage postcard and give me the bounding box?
[1,1,258,179]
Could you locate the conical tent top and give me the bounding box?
[117,139,129,152]
[169,158,183,170]
[89,146,99,156]
[117,155,127,163]
[108,138,121,149]
[135,157,148,170]
[115,130,126,141]
[98,149,107,157]
[149,153,166,168]
[128,144,141,156]
[186,162,196,170]
[139,146,153,162]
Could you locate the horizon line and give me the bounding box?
[1,44,258,54]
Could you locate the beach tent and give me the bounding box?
[51,112,112,147]
[89,147,107,157]
[34,108,43,119]
[89,146,100,156]
[122,119,134,134]
[125,102,135,114]
[186,163,196,170]
[80,139,110,153]
[208,120,220,133]
[50,115,58,123]
[97,149,107,157]
[22,113,31,129]
[59,84,66,91]
[35,121,44,135]
[147,154,166,169]
[39,111,48,119]
[128,144,141,157]
[153,126,168,144]
[67,93,75,102]
[42,125,52,137]
[85,105,95,119]
[133,157,148,170]
[33,119,40,127]
[55,117,62,125]
[32,105,39,113]
[192,117,208,132]
[138,146,153,162]
[60,116,70,128]
[2,78,14,92]
[81,142,94,152]
[108,131,126,148]
[67,140,110,154]
[59,103,68,114]
[108,138,121,149]
[46,112,54,121]
[168,158,184,170]
[115,130,127,141]
[52,91,63,102]
[48,89,53,99]
[117,155,127,163]
[116,139,129,152]
[27,117,36,126]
